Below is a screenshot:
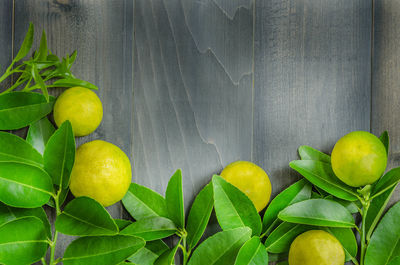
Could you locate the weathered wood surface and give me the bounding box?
[0,0,12,91]
[13,0,133,260]
[372,0,400,204]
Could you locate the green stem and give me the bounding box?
[41,257,48,265]
[49,189,62,265]
[260,219,279,239]
[360,201,370,265]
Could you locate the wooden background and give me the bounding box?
[0,0,399,264]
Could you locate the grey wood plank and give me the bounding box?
[132,0,254,207]
[372,0,400,204]
[0,0,13,91]
[254,0,372,200]
[14,0,133,260]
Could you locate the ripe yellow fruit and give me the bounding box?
[331,131,387,187]
[69,140,131,207]
[289,230,345,265]
[53,86,103,137]
[220,161,271,212]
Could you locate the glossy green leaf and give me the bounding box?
[26,117,55,155]
[213,175,262,236]
[380,131,389,155]
[128,240,169,265]
[0,202,51,239]
[264,222,310,253]
[44,120,75,188]
[372,167,400,198]
[298,145,331,163]
[323,227,357,261]
[234,236,268,265]
[31,63,49,101]
[186,183,214,250]
[0,92,55,130]
[325,195,360,214]
[56,197,118,236]
[188,227,251,265]
[47,187,69,208]
[278,199,355,228]
[263,179,311,232]
[14,23,34,62]
[52,78,98,90]
[0,131,43,167]
[289,160,358,201]
[0,216,48,265]
[154,239,181,265]
[122,182,168,220]
[365,202,400,265]
[165,169,185,228]
[37,30,48,61]
[389,256,400,265]
[115,219,133,231]
[366,185,397,241]
[0,162,53,208]
[121,217,177,241]
[63,235,145,265]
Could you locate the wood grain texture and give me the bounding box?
[132,0,254,208]
[254,0,372,198]
[14,0,133,260]
[372,0,400,203]
[0,0,13,91]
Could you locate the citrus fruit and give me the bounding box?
[53,86,103,136]
[220,161,271,212]
[289,230,345,265]
[69,140,131,207]
[331,131,387,187]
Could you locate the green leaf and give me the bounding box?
[298,145,331,163]
[262,179,311,233]
[31,63,49,101]
[114,219,133,231]
[380,131,389,155]
[188,227,251,265]
[323,227,357,261]
[325,195,360,214]
[365,202,400,265]
[372,167,400,198]
[0,216,48,265]
[121,217,177,241]
[14,23,34,62]
[0,131,43,167]
[154,239,181,265]
[44,120,75,189]
[128,240,169,265]
[186,183,214,250]
[37,30,48,61]
[55,197,118,236]
[0,92,55,130]
[47,187,69,208]
[264,222,310,253]
[122,183,168,220]
[165,169,185,228]
[278,199,355,228]
[268,253,288,263]
[0,202,51,239]
[0,162,53,208]
[389,257,400,265]
[26,117,55,155]
[289,160,358,201]
[212,175,262,236]
[366,185,397,241]
[52,78,98,90]
[63,235,145,265]
[234,236,268,265]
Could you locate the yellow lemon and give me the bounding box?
[69,140,131,207]
[220,161,271,212]
[289,230,345,265]
[53,86,103,136]
[331,131,387,187]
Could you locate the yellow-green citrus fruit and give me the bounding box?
[69,140,131,207]
[331,131,387,187]
[53,86,103,137]
[220,161,271,212]
[289,230,345,265]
